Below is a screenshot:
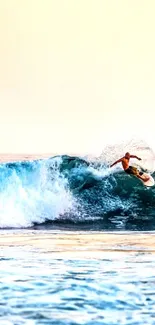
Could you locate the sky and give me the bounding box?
[0,0,155,155]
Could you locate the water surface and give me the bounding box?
[0,230,155,325]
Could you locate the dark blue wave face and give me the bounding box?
[0,155,155,230]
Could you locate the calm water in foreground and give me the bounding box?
[0,230,155,325]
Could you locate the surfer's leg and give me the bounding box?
[136,173,150,182]
[125,166,149,182]
[135,169,149,182]
[125,166,138,176]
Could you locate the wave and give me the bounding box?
[0,143,155,230]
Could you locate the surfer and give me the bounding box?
[110,152,149,182]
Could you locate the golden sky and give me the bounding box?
[0,0,155,154]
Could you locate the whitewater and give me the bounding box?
[0,139,155,230]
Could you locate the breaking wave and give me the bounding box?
[0,140,155,230]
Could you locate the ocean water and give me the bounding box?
[0,142,155,324]
[1,230,155,325]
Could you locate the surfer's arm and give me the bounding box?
[130,155,141,161]
[110,158,123,167]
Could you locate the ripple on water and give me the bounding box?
[0,247,155,325]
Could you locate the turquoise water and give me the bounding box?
[0,230,155,325]
[0,149,155,324]
[0,153,154,229]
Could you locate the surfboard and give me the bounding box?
[130,163,154,187]
[137,172,154,187]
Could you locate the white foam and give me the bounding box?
[0,158,76,228]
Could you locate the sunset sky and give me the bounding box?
[0,0,155,155]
